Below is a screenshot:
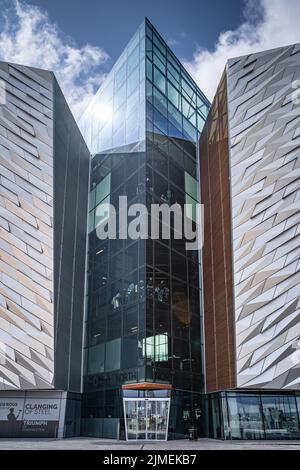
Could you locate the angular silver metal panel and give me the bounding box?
[227,44,300,389]
[0,63,54,390]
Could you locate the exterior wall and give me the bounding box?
[199,72,235,393]
[0,63,90,394]
[227,44,300,389]
[53,80,90,393]
[0,63,54,390]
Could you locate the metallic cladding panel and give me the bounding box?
[0,62,54,389]
[53,80,90,393]
[227,44,300,389]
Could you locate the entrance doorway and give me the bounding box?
[123,398,170,440]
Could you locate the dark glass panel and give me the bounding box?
[173,339,190,372]
[227,395,264,439]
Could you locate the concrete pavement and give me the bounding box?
[0,437,300,450]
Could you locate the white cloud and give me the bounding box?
[0,0,109,118]
[185,0,300,101]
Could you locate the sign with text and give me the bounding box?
[0,397,61,437]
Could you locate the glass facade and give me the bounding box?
[80,23,145,156]
[206,392,300,440]
[80,19,209,440]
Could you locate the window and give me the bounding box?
[88,343,105,374]
[182,76,196,105]
[227,395,264,439]
[141,334,168,363]
[197,113,206,132]
[185,194,198,222]
[95,195,110,228]
[114,82,126,110]
[153,87,167,118]
[185,172,198,201]
[122,336,138,369]
[168,101,182,132]
[153,67,166,94]
[183,117,197,142]
[89,188,96,211]
[105,338,121,371]
[115,61,126,89]
[153,32,166,56]
[127,66,139,97]
[96,173,111,205]
[153,107,168,135]
[261,395,299,439]
[153,45,166,73]
[127,46,139,75]
[88,209,95,233]
[167,62,180,86]
[167,81,180,110]
[146,58,152,81]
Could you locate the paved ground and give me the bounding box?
[0,437,300,450]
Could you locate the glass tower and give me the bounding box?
[80,19,210,440]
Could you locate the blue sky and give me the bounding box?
[0,0,299,117]
[27,0,246,63]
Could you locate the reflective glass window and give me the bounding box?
[153,87,168,118]
[146,37,152,52]
[153,107,168,135]
[197,113,206,132]
[170,161,184,188]
[185,194,198,223]
[115,61,126,89]
[168,101,182,131]
[173,338,190,371]
[114,82,126,110]
[146,58,152,81]
[167,81,180,110]
[96,173,111,205]
[227,395,264,439]
[105,338,121,371]
[127,66,139,97]
[262,395,299,439]
[181,78,196,105]
[88,343,105,374]
[89,188,96,211]
[88,209,95,233]
[183,117,197,142]
[167,62,180,86]
[185,172,198,201]
[95,195,110,229]
[128,45,139,75]
[127,31,139,55]
[152,148,168,175]
[153,32,166,56]
[122,336,138,369]
[153,67,166,94]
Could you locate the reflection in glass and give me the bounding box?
[124,398,170,440]
[227,395,264,439]
[262,395,299,439]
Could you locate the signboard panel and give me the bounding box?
[0,397,61,437]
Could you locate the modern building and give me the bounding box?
[1,20,300,442]
[80,18,209,440]
[0,62,90,437]
[200,44,300,439]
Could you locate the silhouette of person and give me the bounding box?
[6,408,21,437]
[7,408,21,423]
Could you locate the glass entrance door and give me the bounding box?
[124,398,170,440]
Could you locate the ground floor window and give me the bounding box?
[207,392,300,440]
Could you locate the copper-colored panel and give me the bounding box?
[122,383,172,390]
[199,71,235,393]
